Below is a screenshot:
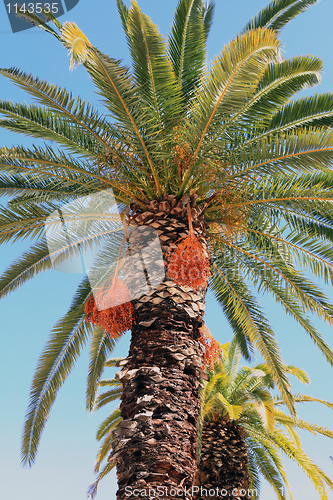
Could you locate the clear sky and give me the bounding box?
[0,1,333,499]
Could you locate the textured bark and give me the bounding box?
[110,195,208,499]
[195,419,250,500]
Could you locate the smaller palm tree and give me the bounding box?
[197,337,333,500]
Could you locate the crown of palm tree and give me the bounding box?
[0,0,333,466]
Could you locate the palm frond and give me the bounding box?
[272,429,333,497]
[94,388,123,411]
[221,236,333,327]
[246,436,287,500]
[275,411,333,440]
[226,55,322,137]
[116,0,130,34]
[208,260,253,360]
[229,127,333,182]
[21,278,92,466]
[225,336,242,383]
[243,0,318,33]
[184,28,281,184]
[127,1,181,132]
[201,1,215,41]
[284,365,310,385]
[267,93,333,134]
[94,415,121,473]
[16,9,62,36]
[0,201,61,243]
[230,239,333,366]
[210,259,294,413]
[0,68,118,153]
[0,144,135,202]
[86,329,119,412]
[168,0,207,101]
[0,241,51,298]
[87,460,116,500]
[96,407,122,442]
[82,45,161,193]
[0,173,88,206]
[247,449,261,499]
[103,358,124,368]
[0,100,117,159]
[275,393,333,409]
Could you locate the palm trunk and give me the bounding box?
[195,418,250,500]
[111,195,208,499]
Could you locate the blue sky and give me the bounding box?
[0,1,333,499]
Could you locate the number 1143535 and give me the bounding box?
[5,3,59,14]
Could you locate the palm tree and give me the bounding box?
[196,338,333,500]
[1,0,333,497]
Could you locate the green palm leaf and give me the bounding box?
[275,411,333,439]
[87,460,116,500]
[0,174,87,206]
[0,201,61,243]
[185,28,281,172]
[86,330,120,412]
[229,128,333,182]
[247,449,261,500]
[0,241,51,297]
[116,0,129,34]
[0,100,117,159]
[82,46,161,193]
[225,55,323,137]
[168,0,207,101]
[272,429,333,497]
[94,387,123,411]
[21,278,92,466]
[284,365,310,385]
[94,407,122,474]
[96,407,122,442]
[0,68,117,153]
[0,144,134,202]
[275,393,333,408]
[201,0,214,40]
[210,259,294,413]
[266,93,333,134]
[243,0,318,33]
[127,1,181,131]
[246,437,287,500]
